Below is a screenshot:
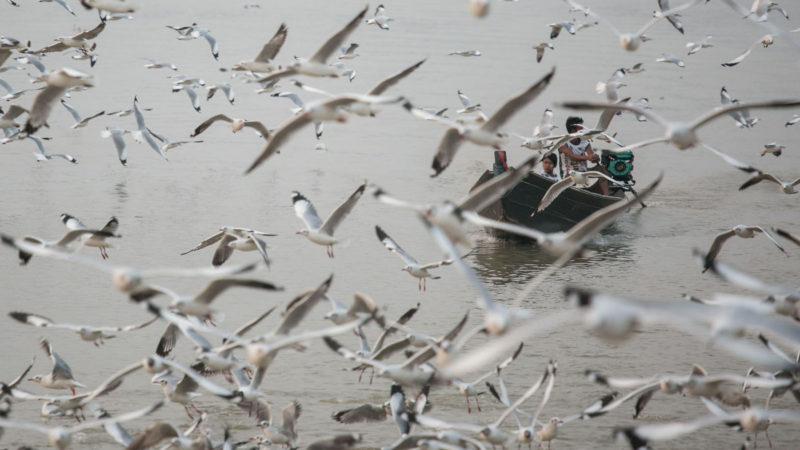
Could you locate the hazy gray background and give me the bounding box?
[1,0,799,448]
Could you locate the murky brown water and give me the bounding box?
[1,1,799,448]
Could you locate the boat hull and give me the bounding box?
[470,170,624,235]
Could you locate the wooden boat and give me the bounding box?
[469,169,626,235]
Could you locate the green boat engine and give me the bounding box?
[601,150,634,182]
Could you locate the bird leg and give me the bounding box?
[418,278,422,291]
[423,278,427,292]
[547,441,552,450]
[466,396,472,414]
[191,404,203,415]
[369,367,375,385]
[70,387,76,396]
[765,429,773,448]
[184,405,194,420]
[357,366,367,383]
[475,394,482,412]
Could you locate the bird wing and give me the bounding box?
[431,127,464,177]
[242,120,270,138]
[125,422,180,450]
[8,311,59,328]
[753,227,787,255]
[196,28,219,60]
[457,90,473,108]
[181,230,225,255]
[156,323,180,357]
[773,228,800,247]
[75,21,106,40]
[309,6,368,64]
[292,191,324,230]
[40,338,74,380]
[255,23,288,62]
[108,129,128,164]
[245,113,311,174]
[319,182,367,236]
[212,233,238,266]
[376,225,418,265]
[559,100,668,128]
[482,68,555,132]
[34,42,69,54]
[281,401,301,436]
[701,143,759,174]
[703,230,737,270]
[564,173,662,247]
[332,403,387,423]
[739,173,781,191]
[536,177,576,214]
[60,99,82,122]
[368,59,426,96]
[254,67,297,85]
[457,155,540,212]
[25,85,67,133]
[692,100,800,131]
[181,85,201,112]
[248,233,271,268]
[190,114,233,137]
[275,275,333,335]
[193,278,281,305]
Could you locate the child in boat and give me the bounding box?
[540,153,558,180]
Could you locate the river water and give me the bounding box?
[1,0,799,448]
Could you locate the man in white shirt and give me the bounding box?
[558,116,609,195]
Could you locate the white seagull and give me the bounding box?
[28,135,77,163]
[739,171,800,194]
[24,68,94,134]
[60,213,119,259]
[366,4,392,30]
[181,226,276,267]
[532,42,554,62]
[375,225,453,291]
[534,171,625,214]
[232,23,288,72]
[8,311,156,346]
[166,23,219,60]
[59,99,104,129]
[686,35,713,55]
[131,96,168,160]
[100,126,132,165]
[29,338,86,395]
[701,225,786,272]
[34,22,105,54]
[292,183,366,258]
[190,114,270,140]
[254,7,367,85]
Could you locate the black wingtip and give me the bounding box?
[564,286,593,307]
[323,336,341,352]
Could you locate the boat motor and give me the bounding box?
[601,150,634,182]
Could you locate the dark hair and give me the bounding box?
[565,116,584,133]
[544,153,557,165]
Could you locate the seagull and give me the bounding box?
[514,107,557,150]
[59,99,104,129]
[60,213,120,259]
[760,142,784,157]
[721,34,774,67]
[0,104,28,130]
[190,114,270,140]
[659,0,686,34]
[24,68,94,134]
[548,21,576,39]
[132,277,282,321]
[232,23,288,72]
[9,312,156,346]
[405,68,554,177]
[0,78,42,101]
[687,35,713,55]
[375,225,453,291]
[338,43,360,60]
[448,49,481,56]
[180,226,276,267]
[40,0,76,16]
[0,36,27,67]
[323,292,379,325]
[254,7,367,85]
[656,53,685,67]
[142,58,177,71]
[739,171,800,194]
[79,0,136,14]
[456,89,483,115]
[29,338,86,395]
[245,93,403,173]
[28,135,77,163]
[131,96,168,160]
[785,114,800,126]
[564,0,703,51]
[720,86,758,128]
[533,171,625,214]
[452,342,524,413]
[172,84,202,112]
[366,4,392,30]
[7,225,116,266]
[146,128,204,152]
[289,58,426,117]
[167,23,218,60]
[34,22,105,54]
[701,225,786,272]
[99,126,132,165]
[258,401,302,447]
[595,68,626,103]
[270,90,324,138]
[70,47,98,68]
[206,83,234,104]
[532,42,554,62]
[97,9,134,21]
[292,183,366,258]
[1,232,260,294]
[106,106,151,117]
[559,98,800,151]
[0,401,162,449]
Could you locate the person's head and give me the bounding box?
[565,116,584,134]
[542,153,557,173]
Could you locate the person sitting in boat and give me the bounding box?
[540,153,558,180]
[558,116,609,195]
